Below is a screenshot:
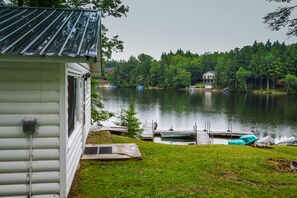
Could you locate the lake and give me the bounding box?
[99,88,297,144]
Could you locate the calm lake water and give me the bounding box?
[99,88,297,144]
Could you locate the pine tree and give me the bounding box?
[117,102,143,138]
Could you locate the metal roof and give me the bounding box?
[0,6,101,61]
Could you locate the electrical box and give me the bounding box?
[22,118,37,135]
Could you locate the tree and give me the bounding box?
[91,78,114,124]
[116,102,143,138]
[236,67,252,92]
[264,0,297,36]
[137,54,153,87]
[173,68,191,88]
[149,61,161,87]
[285,74,297,93]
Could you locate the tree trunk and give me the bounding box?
[244,81,248,92]
[260,78,263,90]
[266,77,269,90]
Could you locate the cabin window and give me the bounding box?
[68,76,79,136]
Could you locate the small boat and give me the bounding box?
[160,132,195,139]
[277,137,297,146]
[136,85,144,91]
[228,135,258,145]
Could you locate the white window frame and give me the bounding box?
[67,70,82,138]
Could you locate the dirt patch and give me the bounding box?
[219,171,242,182]
[267,159,297,173]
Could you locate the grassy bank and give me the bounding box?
[69,132,297,198]
[252,89,287,95]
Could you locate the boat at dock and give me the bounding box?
[160,132,195,139]
[136,85,144,91]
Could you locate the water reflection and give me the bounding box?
[99,88,297,140]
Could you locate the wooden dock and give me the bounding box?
[154,130,254,137]
[140,129,255,142]
[91,125,128,136]
[141,123,154,140]
[196,131,211,145]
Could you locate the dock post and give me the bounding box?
[193,122,198,133]
[152,120,153,133]
[207,122,213,144]
[228,122,233,139]
[194,122,198,145]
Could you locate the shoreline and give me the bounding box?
[98,85,290,95]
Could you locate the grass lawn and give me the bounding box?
[252,89,286,95]
[69,131,297,198]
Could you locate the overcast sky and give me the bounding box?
[104,0,297,60]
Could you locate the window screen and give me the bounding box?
[68,76,77,136]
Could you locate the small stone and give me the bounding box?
[290,160,297,170]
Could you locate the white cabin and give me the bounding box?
[203,71,215,89]
[0,6,101,198]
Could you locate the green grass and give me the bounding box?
[252,89,286,95]
[193,83,205,88]
[69,131,297,198]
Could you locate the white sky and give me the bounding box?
[104,0,297,60]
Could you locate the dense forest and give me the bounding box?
[106,40,297,92]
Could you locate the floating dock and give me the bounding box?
[140,121,255,141]
[141,122,155,140]
[91,125,128,136]
[154,130,254,137]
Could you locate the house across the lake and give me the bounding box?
[0,6,101,197]
[203,71,215,89]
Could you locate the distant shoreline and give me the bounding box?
[98,85,290,95]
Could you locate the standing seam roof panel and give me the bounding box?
[0,6,101,61]
[0,9,39,34]
[2,10,55,54]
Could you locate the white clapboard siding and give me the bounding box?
[67,140,82,174]
[0,160,60,173]
[32,195,60,198]
[0,114,59,126]
[0,149,59,161]
[1,194,60,198]
[66,130,84,192]
[65,63,91,195]
[0,63,61,197]
[0,69,59,81]
[0,138,59,150]
[66,146,81,193]
[0,91,59,102]
[0,80,59,91]
[83,78,91,142]
[0,172,60,184]
[0,103,59,114]
[0,183,59,196]
[0,126,59,138]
